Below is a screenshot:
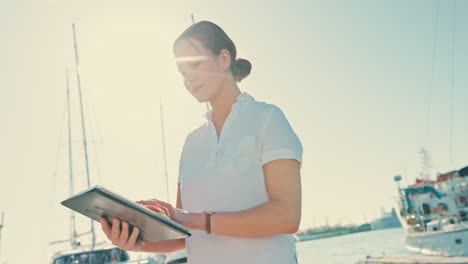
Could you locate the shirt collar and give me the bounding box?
[236,92,254,103]
[205,92,254,121]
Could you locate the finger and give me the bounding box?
[148,205,170,218]
[148,199,164,206]
[156,200,171,207]
[125,226,140,250]
[119,221,129,242]
[146,205,164,215]
[137,200,158,206]
[100,217,111,239]
[152,202,172,217]
[111,218,121,242]
[159,205,171,218]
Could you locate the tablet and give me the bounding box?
[61,186,191,242]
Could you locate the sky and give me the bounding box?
[1,0,467,263]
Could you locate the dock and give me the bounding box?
[358,255,468,264]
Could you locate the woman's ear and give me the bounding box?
[219,49,232,71]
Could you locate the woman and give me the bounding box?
[100,21,303,264]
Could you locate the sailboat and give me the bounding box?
[49,24,158,264]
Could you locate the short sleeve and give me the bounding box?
[178,152,184,184]
[261,106,303,166]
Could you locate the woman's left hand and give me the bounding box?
[136,199,191,227]
[136,199,175,218]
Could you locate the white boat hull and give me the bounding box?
[405,228,468,256]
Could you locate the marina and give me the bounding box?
[1,1,468,263]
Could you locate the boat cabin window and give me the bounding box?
[422,203,431,215]
[166,256,188,264]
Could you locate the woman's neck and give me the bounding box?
[209,80,241,123]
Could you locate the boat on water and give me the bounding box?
[394,165,468,256]
[51,245,158,264]
[296,223,372,242]
[163,250,187,264]
[369,208,401,231]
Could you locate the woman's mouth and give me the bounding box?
[191,84,203,94]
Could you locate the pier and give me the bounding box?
[358,255,468,264]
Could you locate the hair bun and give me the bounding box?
[233,58,252,82]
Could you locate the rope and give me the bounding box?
[424,0,440,148]
[44,90,69,261]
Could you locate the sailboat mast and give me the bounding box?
[160,98,170,202]
[66,69,78,247]
[72,23,96,249]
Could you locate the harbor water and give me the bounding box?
[296,227,418,264]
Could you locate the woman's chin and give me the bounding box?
[193,93,209,103]
[196,97,209,103]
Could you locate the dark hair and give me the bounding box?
[173,21,252,82]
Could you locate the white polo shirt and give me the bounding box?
[178,92,303,264]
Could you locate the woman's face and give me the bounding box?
[174,38,230,103]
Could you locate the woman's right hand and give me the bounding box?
[100,217,144,252]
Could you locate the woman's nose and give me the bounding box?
[183,71,195,86]
[180,68,192,79]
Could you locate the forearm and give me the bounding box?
[173,160,301,238]
[139,238,185,253]
[185,200,301,238]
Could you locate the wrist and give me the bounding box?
[174,210,204,231]
[188,212,205,231]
